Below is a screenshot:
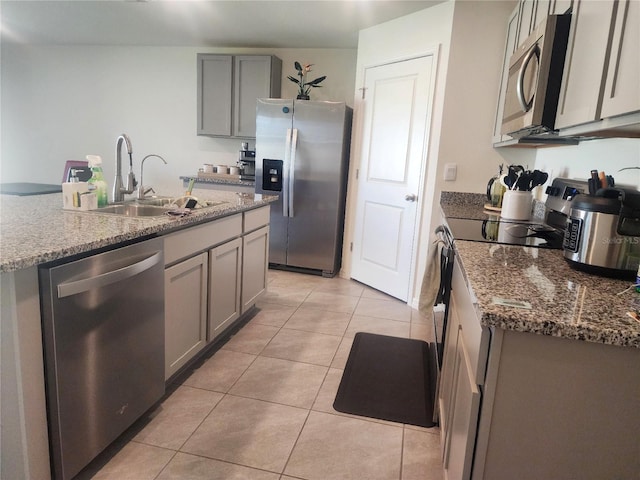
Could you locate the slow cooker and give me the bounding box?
[563,188,640,279]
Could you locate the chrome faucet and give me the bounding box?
[137,154,167,199]
[113,134,137,202]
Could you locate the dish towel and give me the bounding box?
[418,237,445,316]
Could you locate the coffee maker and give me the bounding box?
[237,142,256,180]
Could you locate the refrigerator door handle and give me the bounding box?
[289,128,298,217]
[283,128,292,217]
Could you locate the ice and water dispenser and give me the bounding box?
[262,159,283,191]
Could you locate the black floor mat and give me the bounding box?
[333,332,435,428]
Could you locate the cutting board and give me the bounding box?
[0,182,63,196]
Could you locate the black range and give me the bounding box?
[445,217,564,249]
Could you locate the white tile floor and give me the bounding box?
[79,269,444,480]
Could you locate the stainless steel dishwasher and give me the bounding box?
[39,237,165,480]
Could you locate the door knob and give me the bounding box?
[405,194,417,202]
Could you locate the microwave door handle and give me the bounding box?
[288,128,298,218]
[516,44,540,112]
[283,128,292,217]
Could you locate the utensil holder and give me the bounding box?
[501,190,533,220]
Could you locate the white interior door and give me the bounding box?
[350,56,433,301]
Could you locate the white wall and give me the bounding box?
[533,138,640,195]
[435,0,524,195]
[0,44,356,193]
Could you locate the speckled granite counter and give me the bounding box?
[0,188,276,273]
[440,192,640,348]
[180,175,255,187]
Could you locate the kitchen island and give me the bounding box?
[0,189,277,480]
[437,193,640,480]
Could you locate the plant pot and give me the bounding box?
[297,94,310,100]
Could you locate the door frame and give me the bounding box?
[342,47,440,304]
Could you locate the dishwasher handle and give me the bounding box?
[57,250,162,298]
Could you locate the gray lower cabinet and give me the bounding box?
[440,254,640,479]
[438,261,487,480]
[197,54,282,138]
[241,225,269,312]
[164,207,270,379]
[208,237,242,340]
[164,253,208,380]
[441,326,481,480]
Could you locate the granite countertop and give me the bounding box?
[0,188,276,273]
[180,175,255,187]
[441,192,640,348]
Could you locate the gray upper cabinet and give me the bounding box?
[554,0,616,129]
[198,55,233,137]
[197,54,282,138]
[600,0,640,120]
[556,0,639,130]
[515,0,551,50]
[550,0,572,15]
[493,6,521,144]
[494,0,639,146]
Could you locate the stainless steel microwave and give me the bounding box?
[501,14,571,138]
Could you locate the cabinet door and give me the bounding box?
[208,238,242,340]
[532,0,551,30]
[437,295,461,457]
[234,56,276,138]
[516,0,536,46]
[197,54,233,136]
[600,0,640,119]
[555,0,616,129]
[241,226,269,313]
[442,327,482,480]
[493,6,521,144]
[550,0,572,15]
[164,253,208,379]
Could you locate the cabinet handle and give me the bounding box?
[516,43,540,112]
[405,193,417,202]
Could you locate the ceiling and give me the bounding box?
[1,0,443,48]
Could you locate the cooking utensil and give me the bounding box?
[506,165,524,190]
[505,166,547,191]
[530,169,548,189]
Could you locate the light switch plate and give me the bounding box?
[444,163,457,181]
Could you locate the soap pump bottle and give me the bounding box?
[87,155,108,207]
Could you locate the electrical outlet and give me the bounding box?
[444,163,457,181]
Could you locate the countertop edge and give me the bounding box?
[0,192,277,273]
[440,193,640,349]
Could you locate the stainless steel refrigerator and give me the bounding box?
[255,99,352,277]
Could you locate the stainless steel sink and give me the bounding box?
[135,196,175,207]
[93,197,228,217]
[94,203,172,217]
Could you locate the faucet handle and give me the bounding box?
[126,171,137,192]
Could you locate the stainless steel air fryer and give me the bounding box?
[563,188,640,278]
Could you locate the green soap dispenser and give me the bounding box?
[87,155,108,207]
